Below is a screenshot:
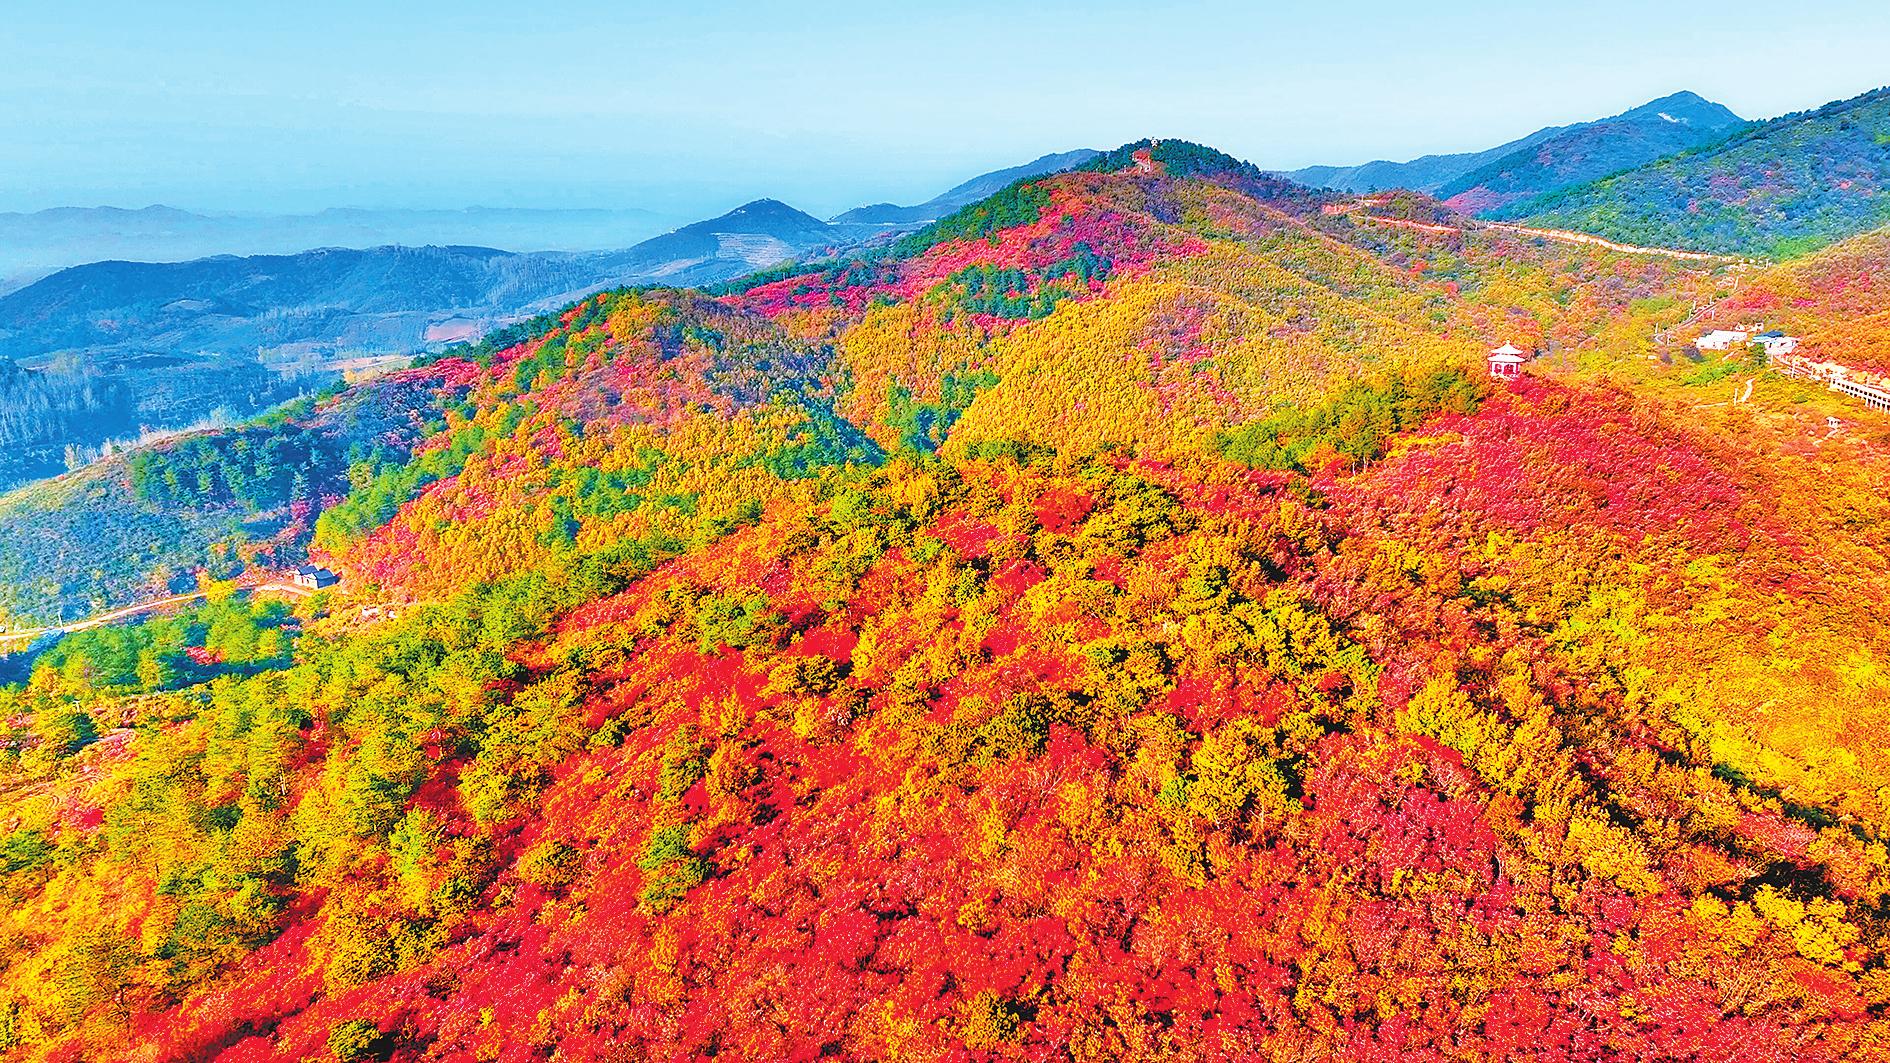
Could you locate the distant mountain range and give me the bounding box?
[0,149,1110,369]
[0,152,1099,493]
[0,205,674,295]
[1503,86,1890,256]
[0,148,1107,299]
[1286,92,1745,209]
[0,198,866,491]
[0,202,872,369]
[832,149,1101,227]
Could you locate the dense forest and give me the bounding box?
[1,140,1888,1061]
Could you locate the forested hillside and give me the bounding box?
[0,352,323,494]
[0,156,1085,497]
[1,139,1889,1062]
[1715,225,1890,372]
[1506,86,1890,257]
[0,366,473,628]
[0,207,863,498]
[1438,91,1746,214]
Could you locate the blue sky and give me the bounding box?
[4,0,1887,218]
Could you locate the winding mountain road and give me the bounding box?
[0,582,312,649]
[1352,212,1745,264]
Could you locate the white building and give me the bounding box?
[1755,330,1800,356]
[1487,342,1526,380]
[1695,329,1749,351]
[1773,354,1890,413]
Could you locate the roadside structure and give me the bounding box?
[1774,353,1890,413]
[293,564,341,590]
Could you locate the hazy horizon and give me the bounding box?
[7,0,1889,220]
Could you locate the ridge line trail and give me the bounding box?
[1352,212,1742,263]
[0,582,312,647]
[1481,222,1740,263]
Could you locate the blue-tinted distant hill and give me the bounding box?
[0,202,859,364]
[1287,92,1743,201]
[1501,86,1890,257]
[831,149,1100,227]
[609,199,875,283]
[1437,92,1746,214]
[0,153,1089,494]
[0,245,581,359]
[0,204,672,294]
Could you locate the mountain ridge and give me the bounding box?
[0,203,675,292]
[0,151,1137,495]
[1286,91,1744,197]
[1502,84,1890,256]
[1436,92,1746,213]
[831,149,1101,226]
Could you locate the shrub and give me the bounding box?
[517,839,582,891]
[327,1018,390,1062]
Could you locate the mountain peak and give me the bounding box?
[1642,89,1711,108]
[1083,139,1259,179]
[690,199,830,238]
[1619,90,1743,127]
[721,199,814,220]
